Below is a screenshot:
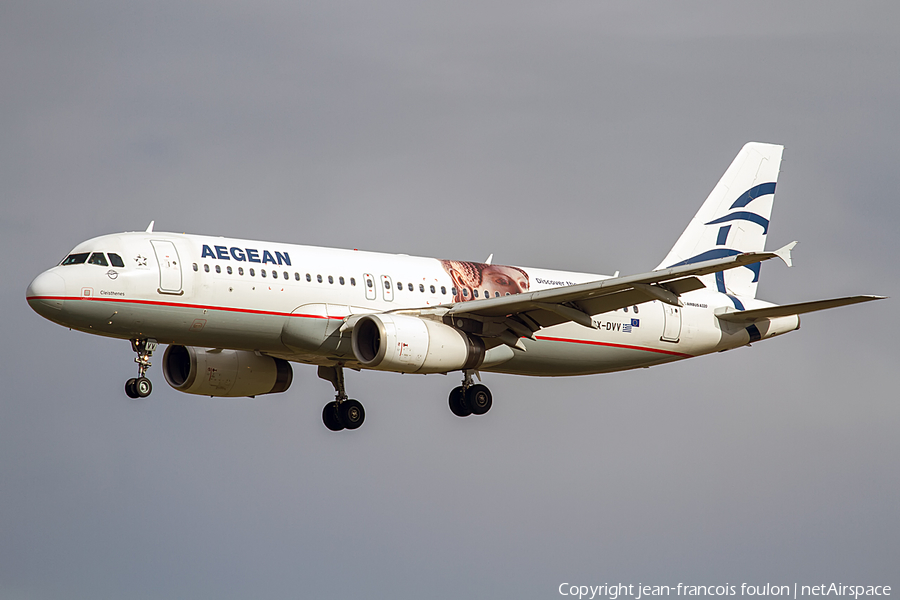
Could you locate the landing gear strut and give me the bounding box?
[449,369,493,417]
[318,364,365,431]
[125,338,157,398]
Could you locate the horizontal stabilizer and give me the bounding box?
[716,295,886,323]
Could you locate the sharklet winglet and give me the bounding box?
[773,241,797,267]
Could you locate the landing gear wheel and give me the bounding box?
[339,399,365,430]
[466,384,492,415]
[449,386,471,417]
[323,401,345,431]
[126,338,157,400]
[134,377,152,398]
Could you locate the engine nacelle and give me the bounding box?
[163,345,293,397]
[351,314,484,373]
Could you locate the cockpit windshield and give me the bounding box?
[60,253,89,265]
[60,252,125,267]
[88,252,108,266]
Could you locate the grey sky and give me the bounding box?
[2,2,898,598]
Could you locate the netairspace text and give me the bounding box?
[558,583,892,600]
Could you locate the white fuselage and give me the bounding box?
[26,231,800,378]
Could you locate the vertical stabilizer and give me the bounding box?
[655,142,783,299]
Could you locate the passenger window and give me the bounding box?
[239,267,244,276]
[88,252,108,266]
[261,269,267,278]
[494,291,499,298]
[108,253,125,268]
[215,265,221,273]
[339,276,345,285]
[283,272,288,280]
[250,268,255,276]
[384,280,390,289]
[328,275,334,284]
[61,253,90,265]
[227,266,232,275]
[408,283,413,291]
[204,264,210,272]
[463,289,469,297]
[633,305,639,313]
[419,284,425,292]
[473,289,479,298]
[295,273,300,281]
[397,282,403,290]
[306,273,311,282]
[441,286,446,295]
[317,275,323,283]
[350,277,356,286]
[452,287,457,296]
[624,306,628,313]
[366,278,373,288]
[193,263,199,272]
[430,285,435,294]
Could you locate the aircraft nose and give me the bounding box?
[26,270,66,315]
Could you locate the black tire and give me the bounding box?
[466,384,492,415]
[339,399,365,430]
[135,377,152,398]
[323,401,345,431]
[448,386,471,417]
[125,378,139,398]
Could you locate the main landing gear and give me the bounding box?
[125,338,157,399]
[318,365,365,432]
[448,370,493,418]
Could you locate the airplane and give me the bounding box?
[26,142,884,431]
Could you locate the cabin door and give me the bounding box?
[660,304,682,343]
[150,240,183,295]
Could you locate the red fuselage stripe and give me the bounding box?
[534,335,693,358]
[25,295,343,319]
[27,296,694,357]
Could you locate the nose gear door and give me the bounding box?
[150,240,183,294]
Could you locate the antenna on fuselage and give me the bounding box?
[484,254,493,265]
[145,221,155,233]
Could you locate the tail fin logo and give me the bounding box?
[705,182,776,241]
[667,182,777,293]
[655,142,784,299]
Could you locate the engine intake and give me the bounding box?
[351,314,484,373]
[163,345,293,397]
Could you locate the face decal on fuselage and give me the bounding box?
[439,260,530,302]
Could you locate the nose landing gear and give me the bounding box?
[449,370,493,417]
[125,338,157,398]
[318,365,366,431]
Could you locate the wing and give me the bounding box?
[380,242,800,348]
